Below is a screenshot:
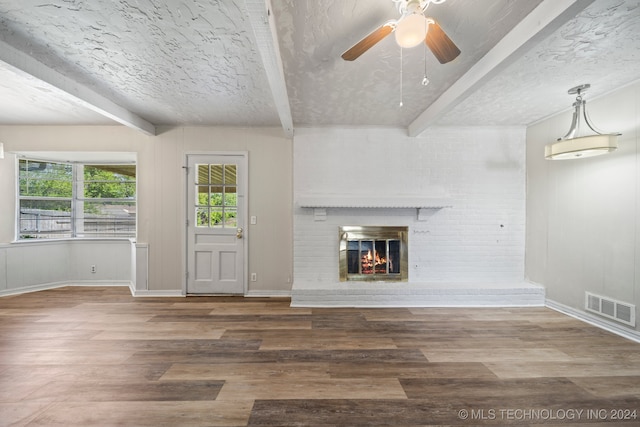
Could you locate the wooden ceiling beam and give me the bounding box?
[408,0,596,137]
[0,38,156,136]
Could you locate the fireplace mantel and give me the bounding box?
[297,195,452,209]
[297,195,452,221]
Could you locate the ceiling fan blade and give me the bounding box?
[341,23,394,61]
[425,20,461,64]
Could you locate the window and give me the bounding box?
[195,163,237,228]
[18,159,136,239]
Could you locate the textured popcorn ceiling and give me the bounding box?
[437,0,640,126]
[272,0,543,127]
[0,0,639,131]
[0,0,279,126]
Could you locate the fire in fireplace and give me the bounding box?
[339,226,408,282]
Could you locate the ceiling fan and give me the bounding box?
[341,0,461,64]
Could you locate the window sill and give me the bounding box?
[10,237,136,245]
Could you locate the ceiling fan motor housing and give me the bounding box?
[396,0,444,16]
[341,0,458,63]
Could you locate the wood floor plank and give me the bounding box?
[1,286,640,426]
[90,326,225,341]
[160,362,333,381]
[486,361,640,379]
[248,399,441,426]
[216,378,407,400]
[400,377,593,402]
[421,347,573,363]
[258,334,397,350]
[27,401,253,427]
[27,380,225,402]
[0,402,54,426]
[569,376,640,398]
[325,361,499,380]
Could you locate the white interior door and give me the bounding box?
[186,154,246,294]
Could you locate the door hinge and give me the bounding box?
[186,219,189,226]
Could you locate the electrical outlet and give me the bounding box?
[251,273,257,282]
[90,265,97,274]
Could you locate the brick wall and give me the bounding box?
[293,126,526,286]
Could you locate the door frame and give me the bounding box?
[182,151,249,296]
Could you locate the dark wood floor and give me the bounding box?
[1,287,640,426]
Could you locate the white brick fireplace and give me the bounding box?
[291,127,544,307]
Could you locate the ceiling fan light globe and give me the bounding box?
[395,13,428,48]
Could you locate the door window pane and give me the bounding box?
[210,207,223,227]
[196,207,209,227]
[210,164,224,184]
[224,208,237,228]
[224,187,237,207]
[210,186,223,207]
[224,164,237,184]
[196,164,209,184]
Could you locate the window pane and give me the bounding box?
[196,164,209,184]
[19,159,73,198]
[210,208,223,227]
[224,188,237,207]
[80,201,136,237]
[224,208,237,228]
[84,182,136,198]
[210,164,223,184]
[20,160,72,180]
[196,207,209,227]
[19,199,72,239]
[210,186,223,207]
[197,187,209,206]
[84,165,136,181]
[224,165,237,184]
[20,178,73,197]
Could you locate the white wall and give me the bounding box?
[0,240,133,295]
[293,126,527,286]
[526,81,640,332]
[0,125,293,295]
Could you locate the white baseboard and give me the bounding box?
[0,281,131,297]
[546,298,640,343]
[131,289,185,297]
[245,290,292,298]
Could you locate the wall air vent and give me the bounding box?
[585,292,636,327]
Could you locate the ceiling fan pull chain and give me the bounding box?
[422,20,430,86]
[399,47,404,107]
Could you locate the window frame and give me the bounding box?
[17,157,137,241]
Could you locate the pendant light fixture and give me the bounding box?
[545,84,620,160]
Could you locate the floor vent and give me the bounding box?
[585,292,636,327]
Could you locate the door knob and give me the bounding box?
[236,227,243,239]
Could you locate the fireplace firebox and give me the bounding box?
[339,226,408,282]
